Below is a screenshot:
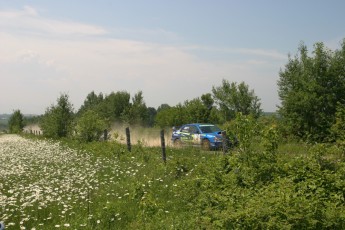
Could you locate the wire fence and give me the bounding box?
[23,126,229,162]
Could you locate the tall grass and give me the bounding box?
[1,134,345,229]
[0,134,220,229]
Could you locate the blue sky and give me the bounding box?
[1,0,344,114]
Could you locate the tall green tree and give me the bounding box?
[78,91,103,115]
[97,91,131,121]
[278,40,345,141]
[146,107,157,127]
[212,80,262,120]
[8,109,24,133]
[157,103,171,113]
[121,91,148,125]
[184,98,209,123]
[40,94,74,138]
[155,104,187,128]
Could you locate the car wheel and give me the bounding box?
[174,139,182,148]
[201,139,210,151]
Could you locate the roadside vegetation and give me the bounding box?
[2,39,345,229]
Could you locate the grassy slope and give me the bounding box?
[2,134,345,229]
[60,138,345,229]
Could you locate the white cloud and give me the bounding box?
[234,48,287,60]
[0,6,107,36]
[0,6,284,114]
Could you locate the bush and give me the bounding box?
[40,94,74,138]
[75,110,108,142]
[8,109,24,134]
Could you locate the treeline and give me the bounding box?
[10,79,261,142]
[8,38,345,143]
[73,79,262,129]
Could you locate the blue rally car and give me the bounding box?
[171,123,233,150]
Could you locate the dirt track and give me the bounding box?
[23,124,173,147]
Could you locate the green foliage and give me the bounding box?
[278,40,345,141]
[155,103,187,128]
[331,102,345,140]
[224,113,260,153]
[40,93,74,138]
[121,91,149,126]
[183,98,209,123]
[78,90,156,127]
[96,91,131,121]
[212,80,262,120]
[8,109,24,133]
[154,106,177,128]
[75,110,108,142]
[5,129,345,229]
[155,97,221,128]
[77,91,104,115]
[261,125,279,154]
[146,107,157,127]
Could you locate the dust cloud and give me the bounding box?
[23,124,42,134]
[22,123,173,147]
[109,123,173,147]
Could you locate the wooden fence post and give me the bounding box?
[126,127,131,152]
[103,129,108,141]
[161,129,166,163]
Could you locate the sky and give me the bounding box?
[1,0,345,114]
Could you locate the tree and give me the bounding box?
[97,91,131,121]
[278,40,345,141]
[146,107,157,127]
[331,102,345,141]
[212,80,262,120]
[40,94,74,138]
[157,104,171,113]
[184,98,209,123]
[155,107,175,128]
[121,91,148,125]
[78,91,103,115]
[155,104,187,128]
[8,110,24,133]
[154,95,221,128]
[75,110,107,142]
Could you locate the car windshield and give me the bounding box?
[199,125,222,133]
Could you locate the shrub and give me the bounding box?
[75,110,108,142]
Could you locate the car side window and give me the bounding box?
[189,125,198,134]
[181,126,190,133]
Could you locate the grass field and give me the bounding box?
[1,134,345,229]
[0,134,220,229]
